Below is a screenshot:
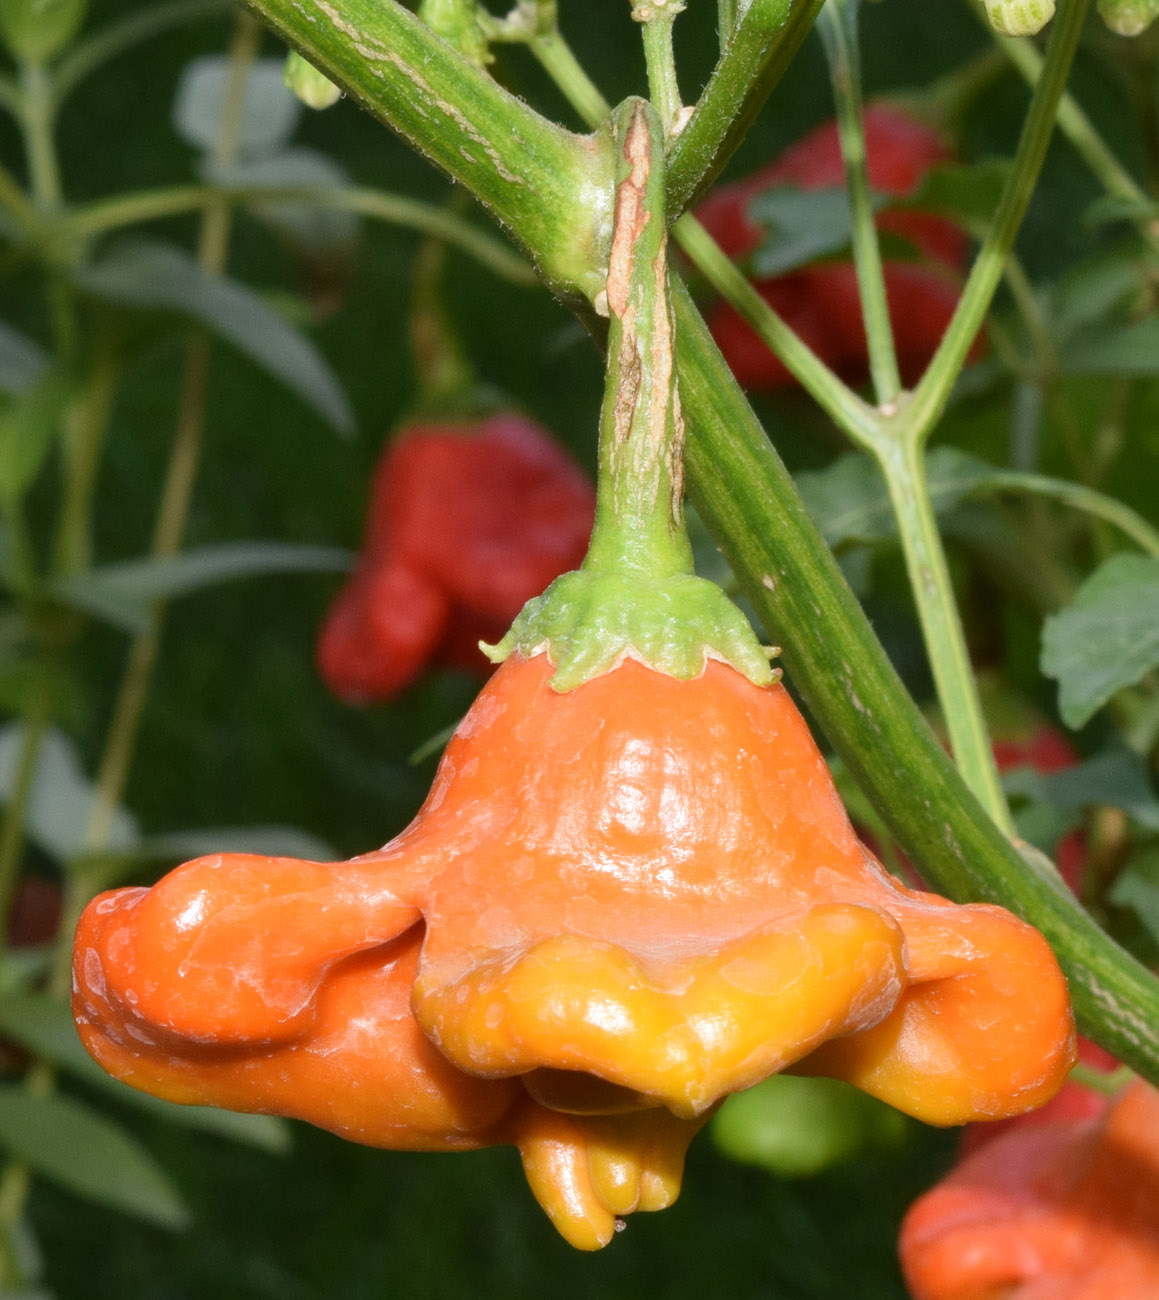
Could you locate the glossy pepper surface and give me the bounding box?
[697,103,975,390]
[73,650,1074,1248]
[317,413,594,701]
[900,1077,1159,1299]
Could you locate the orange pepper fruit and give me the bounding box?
[900,1078,1159,1298]
[73,652,1075,1247]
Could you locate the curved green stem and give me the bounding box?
[818,0,901,407]
[882,434,1014,830]
[984,471,1159,555]
[635,1,685,135]
[527,27,611,129]
[50,0,234,108]
[671,275,1159,1083]
[666,0,825,216]
[60,183,537,285]
[907,0,1092,443]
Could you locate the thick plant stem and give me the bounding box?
[242,0,614,309]
[817,0,901,408]
[584,99,691,579]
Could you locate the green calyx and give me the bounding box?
[486,97,776,693]
[484,569,778,691]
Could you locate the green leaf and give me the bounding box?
[0,1086,189,1228]
[747,186,865,278]
[1048,244,1147,342]
[0,321,48,395]
[173,55,301,157]
[0,724,138,861]
[75,241,355,435]
[0,994,292,1153]
[894,158,1012,231]
[1063,315,1159,377]
[1083,193,1159,230]
[51,541,352,634]
[207,147,359,251]
[0,366,72,503]
[1110,847,1159,944]
[1041,555,1159,728]
[1040,748,1159,830]
[797,447,991,548]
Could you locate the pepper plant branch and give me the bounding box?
[818,0,901,408]
[665,0,825,216]
[59,183,537,285]
[241,0,614,309]
[244,0,1159,1076]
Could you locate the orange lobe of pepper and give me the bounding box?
[72,652,1075,1248]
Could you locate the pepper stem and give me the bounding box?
[485,99,774,690]
[583,100,691,580]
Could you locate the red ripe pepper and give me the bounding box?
[696,103,976,390]
[900,1077,1159,1299]
[317,414,595,701]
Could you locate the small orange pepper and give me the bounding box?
[73,650,1075,1248]
[900,1077,1159,1298]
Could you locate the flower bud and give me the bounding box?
[283,51,342,110]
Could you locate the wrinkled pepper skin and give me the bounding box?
[696,103,977,390]
[73,654,1074,1247]
[900,1079,1159,1299]
[317,415,595,701]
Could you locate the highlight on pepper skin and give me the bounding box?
[71,651,1076,1248]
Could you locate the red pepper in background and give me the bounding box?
[697,103,977,390]
[317,414,595,701]
[900,1077,1159,1299]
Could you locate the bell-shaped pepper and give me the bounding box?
[72,100,1074,1252]
[900,1077,1159,1298]
[73,651,1075,1245]
[317,413,594,701]
[697,102,977,390]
